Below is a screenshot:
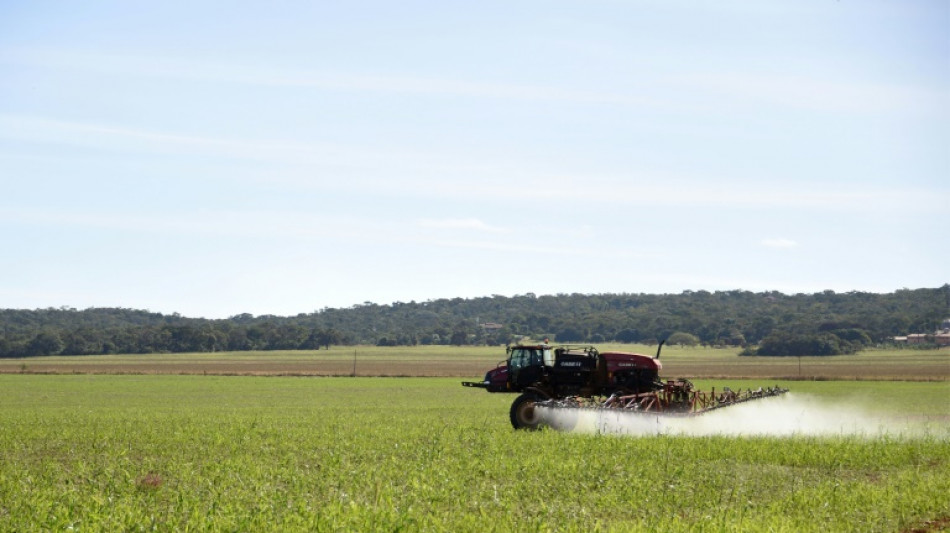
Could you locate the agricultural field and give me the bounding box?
[1,344,948,381]
[1,374,948,532]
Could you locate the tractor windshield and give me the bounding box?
[508,348,544,371]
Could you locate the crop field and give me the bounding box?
[2,344,948,381]
[1,373,948,532]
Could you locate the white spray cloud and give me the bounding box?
[538,394,944,438]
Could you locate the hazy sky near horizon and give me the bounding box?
[1,1,947,318]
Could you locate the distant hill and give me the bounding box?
[1,286,947,357]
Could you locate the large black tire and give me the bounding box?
[509,393,545,430]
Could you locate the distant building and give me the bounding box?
[938,318,950,346]
[894,319,950,346]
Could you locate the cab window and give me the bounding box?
[509,348,543,370]
[509,349,527,370]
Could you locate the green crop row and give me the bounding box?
[1,375,947,532]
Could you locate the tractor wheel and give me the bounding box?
[509,393,545,430]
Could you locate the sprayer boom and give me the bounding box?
[537,380,789,416]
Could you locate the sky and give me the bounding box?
[1,1,947,319]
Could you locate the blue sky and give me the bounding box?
[1,1,947,318]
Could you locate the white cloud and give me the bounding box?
[684,72,943,115]
[0,114,360,163]
[4,115,945,214]
[0,207,382,241]
[0,47,658,107]
[761,238,799,249]
[12,47,939,117]
[416,218,507,233]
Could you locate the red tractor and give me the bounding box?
[463,341,787,430]
[463,342,667,429]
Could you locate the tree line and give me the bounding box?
[1,286,947,357]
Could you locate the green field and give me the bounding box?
[1,374,948,532]
[3,344,948,381]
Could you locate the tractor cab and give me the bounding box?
[506,344,554,388]
[508,343,602,394]
[462,342,604,395]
